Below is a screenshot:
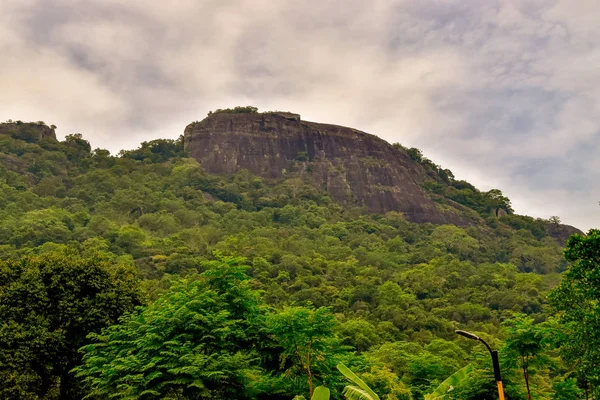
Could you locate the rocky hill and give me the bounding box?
[0,121,56,143]
[0,111,588,398]
[184,110,473,225]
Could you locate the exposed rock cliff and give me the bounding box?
[0,122,56,142]
[545,222,583,244]
[184,111,473,225]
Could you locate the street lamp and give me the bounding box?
[456,330,505,400]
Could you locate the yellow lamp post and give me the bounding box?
[456,330,505,400]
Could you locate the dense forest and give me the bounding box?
[0,121,599,399]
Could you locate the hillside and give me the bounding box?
[184,108,579,240]
[0,115,588,399]
[184,109,463,224]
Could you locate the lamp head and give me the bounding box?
[455,329,480,341]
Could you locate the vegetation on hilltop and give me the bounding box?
[209,106,260,115]
[0,126,595,399]
[0,120,57,144]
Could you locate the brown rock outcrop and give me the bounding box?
[184,112,472,225]
[0,122,57,142]
[545,222,584,245]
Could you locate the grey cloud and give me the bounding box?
[1,0,599,230]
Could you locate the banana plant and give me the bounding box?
[424,364,473,400]
[293,386,331,400]
[312,386,331,400]
[336,363,380,400]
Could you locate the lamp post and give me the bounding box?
[456,330,505,400]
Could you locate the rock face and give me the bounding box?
[184,112,472,225]
[0,122,56,142]
[545,222,584,245]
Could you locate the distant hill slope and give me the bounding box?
[183,109,580,241]
[0,112,590,399]
[0,121,56,142]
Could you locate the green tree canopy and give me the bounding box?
[549,229,600,396]
[76,257,265,399]
[502,314,551,400]
[0,249,143,399]
[266,306,347,398]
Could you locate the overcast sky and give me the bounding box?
[1,0,599,231]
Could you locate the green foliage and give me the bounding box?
[442,366,498,400]
[406,148,422,163]
[366,340,467,398]
[76,257,264,399]
[119,137,186,163]
[485,189,513,217]
[267,306,346,397]
[549,229,600,395]
[297,151,309,161]
[312,386,331,400]
[359,367,413,400]
[0,249,143,399]
[501,214,550,240]
[339,318,382,352]
[0,129,580,399]
[398,146,454,184]
[501,314,551,399]
[293,386,333,400]
[338,363,381,400]
[76,259,357,399]
[64,133,92,158]
[551,378,583,400]
[210,105,259,115]
[424,364,473,400]
[5,122,53,143]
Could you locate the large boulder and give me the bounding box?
[184,111,472,225]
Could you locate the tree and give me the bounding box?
[76,257,266,399]
[338,318,382,352]
[502,314,549,400]
[406,148,423,162]
[485,189,513,217]
[430,225,479,259]
[437,168,455,183]
[0,115,577,397]
[549,229,600,397]
[8,208,73,247]
[64,133,92,155]
[548,216,561,226]
[34,176,66,197]
[267,306,345,397]
[366,341,461,398]
[358,366,412,400]
[119,138,185,163]
[0,249,143,399]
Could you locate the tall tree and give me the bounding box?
[502,314,550,400]
[267,306,346,398]
[485,189,513,217]
[75,257,266,399]
[549,229,600,397]
[0,249,143,399]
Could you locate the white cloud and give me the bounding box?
[0,0,599,230]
